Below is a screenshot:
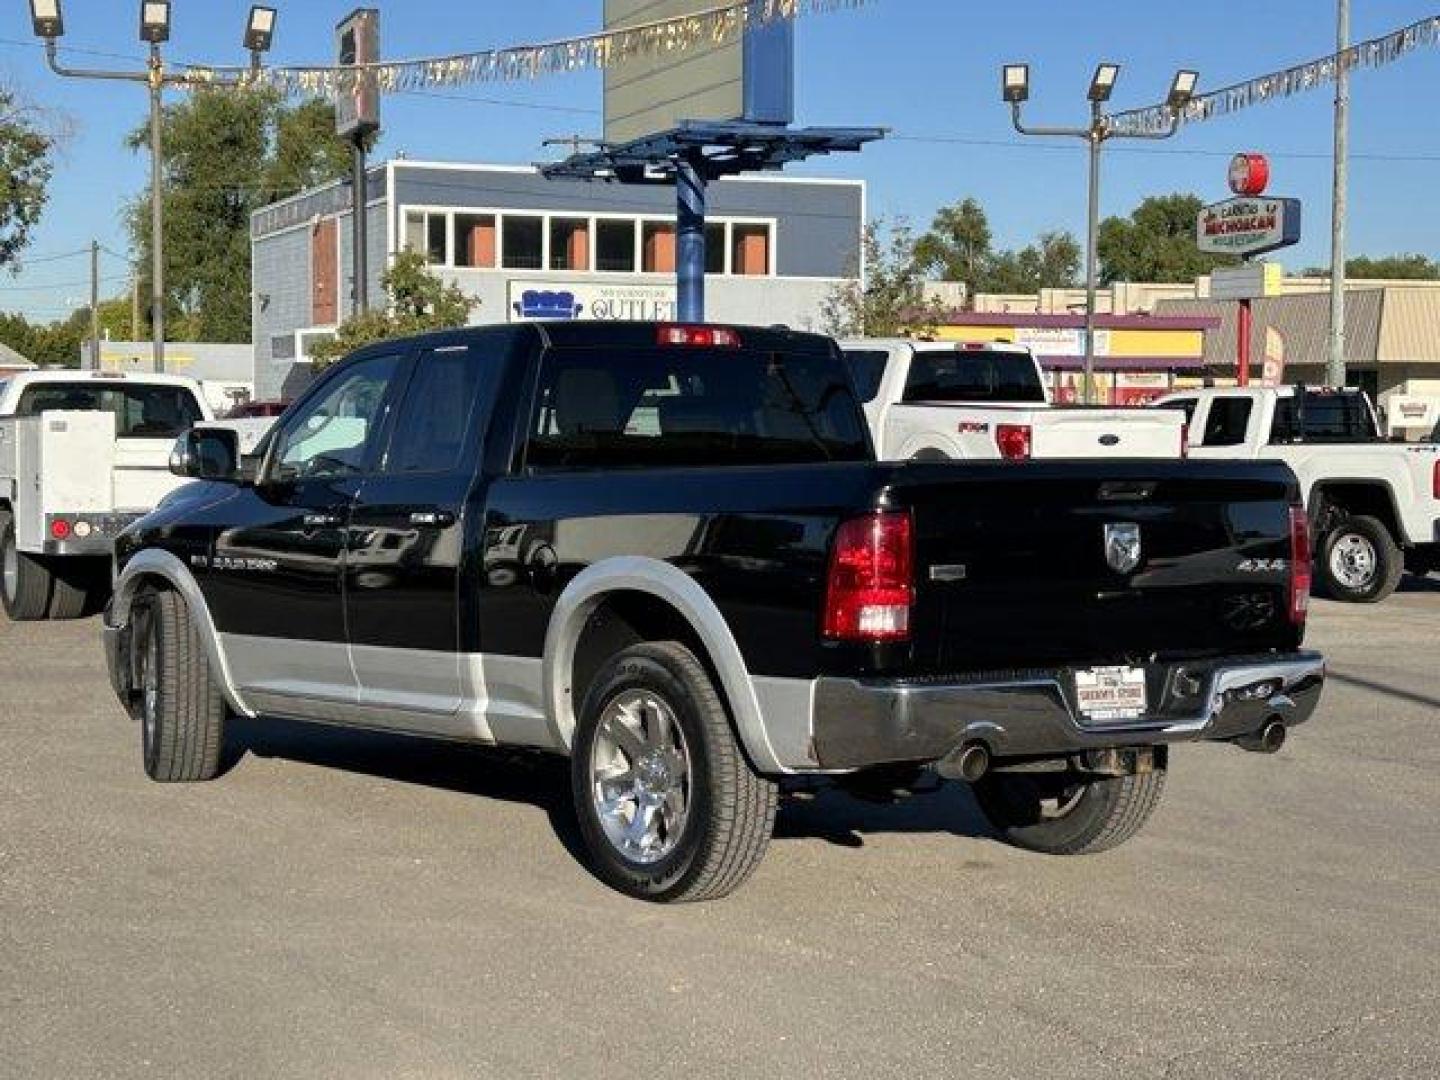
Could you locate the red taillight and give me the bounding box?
[1289,505,1312,628]
[995,423,1032,461]
[49,518,71,541]
[823,512,914,642]
[656,324,741,348]
[1180,422,1190,459]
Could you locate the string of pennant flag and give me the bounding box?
[1108,13,1440,137]
[177,0,872,96]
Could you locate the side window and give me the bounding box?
[842,350,889,403]
[269,353,402,481]
[1201,397,1253,447]
[384,345,501,474]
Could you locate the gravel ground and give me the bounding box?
[1,583,1437,1079]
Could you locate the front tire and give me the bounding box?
[972,760,1167,856]
[1317,514,1403,603]
[571,641,777,903]
[0,512,53,621]
[135,588,227,782]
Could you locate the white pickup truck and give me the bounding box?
[0,370,213,620]
[840,339,1185,461]
[1153,385,1440,602]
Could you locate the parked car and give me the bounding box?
[1153,386,1440,601]
[102,322,1323,902]
[840,338,1185,460]
[0,370,213,620]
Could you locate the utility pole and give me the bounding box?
[148,45,166,373]
[1327,0,1350,388]
[88,240,100,370]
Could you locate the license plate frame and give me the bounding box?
[1074,666,1148,723]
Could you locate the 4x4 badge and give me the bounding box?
[1104,523,1142,574]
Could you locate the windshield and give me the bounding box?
[526,345,870,469]
[15,381,204,439]
[903,349,1045,404]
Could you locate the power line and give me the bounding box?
[888,133,1440,163]
[393,89,600,117]
[0,275,129,293]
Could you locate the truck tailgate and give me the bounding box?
[890,460,1303,672]
[1031,408,1183,458]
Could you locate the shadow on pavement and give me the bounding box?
[1326,669,1440,712]
[225,714,997,861]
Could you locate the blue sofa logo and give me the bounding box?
[513,290,584,320]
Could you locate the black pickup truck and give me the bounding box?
[102,322,1324,902]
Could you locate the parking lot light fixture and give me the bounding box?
[244,6,276,55]
[139,0,170,45]
[28,0,64,39]
[1168,69,1199,111]
[1002,64,1029,104]
[1088,63,1120,103]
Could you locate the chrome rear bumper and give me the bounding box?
[811,651,1324,770]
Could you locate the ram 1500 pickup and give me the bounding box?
[102,322,1324,902]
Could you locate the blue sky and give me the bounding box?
[2,0,1438,321]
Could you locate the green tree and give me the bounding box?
[1344,254,1440,280]
[309,251,480,367]
[913,198,1080,297]
[1098,193,1235,284]
[127,89,349,344]
[0,83,57,270]
[820,221,943,338]
[912,198,992,290]
[0,308,86,366]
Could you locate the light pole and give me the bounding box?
[29,1,277,373]
[1003,63,1198,404]
[1327,0,1350,389]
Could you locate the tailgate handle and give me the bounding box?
[1098,481,1156,502]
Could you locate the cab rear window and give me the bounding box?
[15,382,203,439]
[525,346,869,469]
[903,350,1045,404]
[1270,392,1378,443]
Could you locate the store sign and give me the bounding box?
[1013,327,1111,358]
[1197,196,1301,257]
[1210,262,1283,301]
[508,281,677,323]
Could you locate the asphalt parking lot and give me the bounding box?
[2,585,1438,1080]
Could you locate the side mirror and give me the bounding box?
[170,427,242,482]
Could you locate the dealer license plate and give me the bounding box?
[1074,666,1148,722]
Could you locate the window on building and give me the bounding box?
[453,213,497,269]
[595,219,636,272]
[549,218,591,272]
[404,211,448,265]
[1200,397,1254,447]
[502,215,544,270]
[705,223,726,274]
[731,223,771,276]
[641,222,676,274]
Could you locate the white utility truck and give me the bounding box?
[0,370,212,620]
[1152,385,1440,602]
[840,339,1185,461]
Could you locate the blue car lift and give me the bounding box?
[541,120,884,322]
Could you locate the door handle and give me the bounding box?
[302,512,343,528]
[409,510,456,527]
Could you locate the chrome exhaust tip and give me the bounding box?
[940,742,990,783]
[1237,718,1287,754]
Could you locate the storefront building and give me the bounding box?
[250,160,864,400]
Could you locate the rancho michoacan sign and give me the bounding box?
[1196,195,1301,258]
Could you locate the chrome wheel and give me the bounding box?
[589,689,692,865]
[1329,532,1377,591]
[139,614,160,748]
[2,533,17,604]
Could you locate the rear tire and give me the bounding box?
[0,512,53,622]
[135,588,227,782]
[571,641,778,902]
[1316,514,1403,603]
[972,760,1167,856]
[47,565,91,620]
